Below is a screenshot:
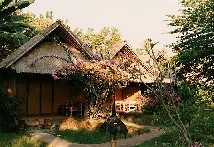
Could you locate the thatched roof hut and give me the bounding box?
[0,21,93,115]
[0,20,94,74]
[108,40,154,83]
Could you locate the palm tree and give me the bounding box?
[0,0,34,60]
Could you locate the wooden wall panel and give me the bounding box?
[0,71,9,90]
[1,79,7,90]
[28,80,40,114]
[115,88,122,100]
[53,81,70,113]
[17,78,27,114]
[70,85,84,103]
[123,86,141,102]
[41,80,52,114]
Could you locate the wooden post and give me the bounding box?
[110,136,116,147]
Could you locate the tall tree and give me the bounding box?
[73,27,122,59]
[0,0,34,60]
[168,0,214,85]
[23,11,53,34]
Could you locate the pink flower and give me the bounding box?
[52,72,60,79]
[94,54,102,61]
[175,97,181,101]
[110,60,116,64]
[74,62,82,68]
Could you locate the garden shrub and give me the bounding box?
[0,85,21,132]
[142,82,199,127]
[188,106,214,143]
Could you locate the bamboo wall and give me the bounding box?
[0,70,141,115]
[41,80,52,114]
[17,77,27,114]
[53,80,71,113]
[0,71,84,115]
[115,85,141,102]
[28,79,40,114]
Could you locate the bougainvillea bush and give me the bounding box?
[53,58,134,118]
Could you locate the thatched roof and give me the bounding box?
[110,41,154,74]
[107,41,134,60]
[0,20,94,70]
[108,41,172,83]
[108,41,155,83]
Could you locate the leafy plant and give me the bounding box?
[188,105,214,144]
[0,0,35,60]
[73,27,122,58]
[0,86,21,132]
[168,0,214,86]
[136,39,193,145]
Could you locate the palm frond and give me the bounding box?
[0,0,12,10]
[0,0,33,20]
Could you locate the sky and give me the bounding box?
[23,0,181,49]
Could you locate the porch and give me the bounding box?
[17,114,70,132]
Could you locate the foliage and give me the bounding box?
[136,39,193,145]
[168,0,214,86]
[22,11,53,35]
[188,105,214,144]
[73,27,122,59]
[0,86,21,132]
[195,85,214,104]
[141,82,200,131]
[156,82,200,125]
[138,38,214,146]
[0,132,47,147]
[0,0,35,60]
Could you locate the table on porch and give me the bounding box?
[115,100,139,112]
[58,102,83,117]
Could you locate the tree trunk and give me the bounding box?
[110,138,116,147]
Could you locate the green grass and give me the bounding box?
[135,131,180,147]
[56,129,110,144]
[0,132,47,147]
[55,129,135,144]
[135,131,213,147]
